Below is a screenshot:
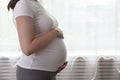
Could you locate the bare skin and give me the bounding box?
[57,61,68,73]
[16,16,67,72]
[16,16,63,56]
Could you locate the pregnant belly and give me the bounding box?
[34,38,67,67]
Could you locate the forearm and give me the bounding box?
[16,16,63,56]
[23,29,58,56]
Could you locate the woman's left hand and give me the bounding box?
[57,61,68,73]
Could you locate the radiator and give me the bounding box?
[0,56,120,80]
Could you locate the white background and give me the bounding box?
[0,0,120,57]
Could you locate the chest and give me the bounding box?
[33,8,58,35]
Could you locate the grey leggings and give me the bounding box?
[16,66,57,80]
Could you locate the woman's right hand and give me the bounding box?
[53,28,64,39]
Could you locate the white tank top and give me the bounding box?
[13,0,67,71]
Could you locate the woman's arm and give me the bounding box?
[16,16,63,56]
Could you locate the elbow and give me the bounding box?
[21,48,33,56]
[24,52,31,56]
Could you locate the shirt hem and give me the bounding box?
[17,64,58,72]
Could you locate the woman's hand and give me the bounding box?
[57,61,68,73]
[53,28,64,39]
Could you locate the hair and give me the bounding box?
[7,0,38,11]
[7,0,20,11]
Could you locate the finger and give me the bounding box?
[54,28,63,35]
[59,65,67,70]
[57,66,66,72]
[59,35,64,39]
[61,35,64,39]
[64,61,68,65]
[57,67,64,73]
[57,61,68,73]
[63,61,68,67]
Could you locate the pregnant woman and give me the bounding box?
[7,0,67,80]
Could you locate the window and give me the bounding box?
[0,0,120,57]
[0,0,20,57]
[43,0,120,56]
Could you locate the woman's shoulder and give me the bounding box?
[13,0,35,19]
[14,0,30,10]
[13,0,44,18]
